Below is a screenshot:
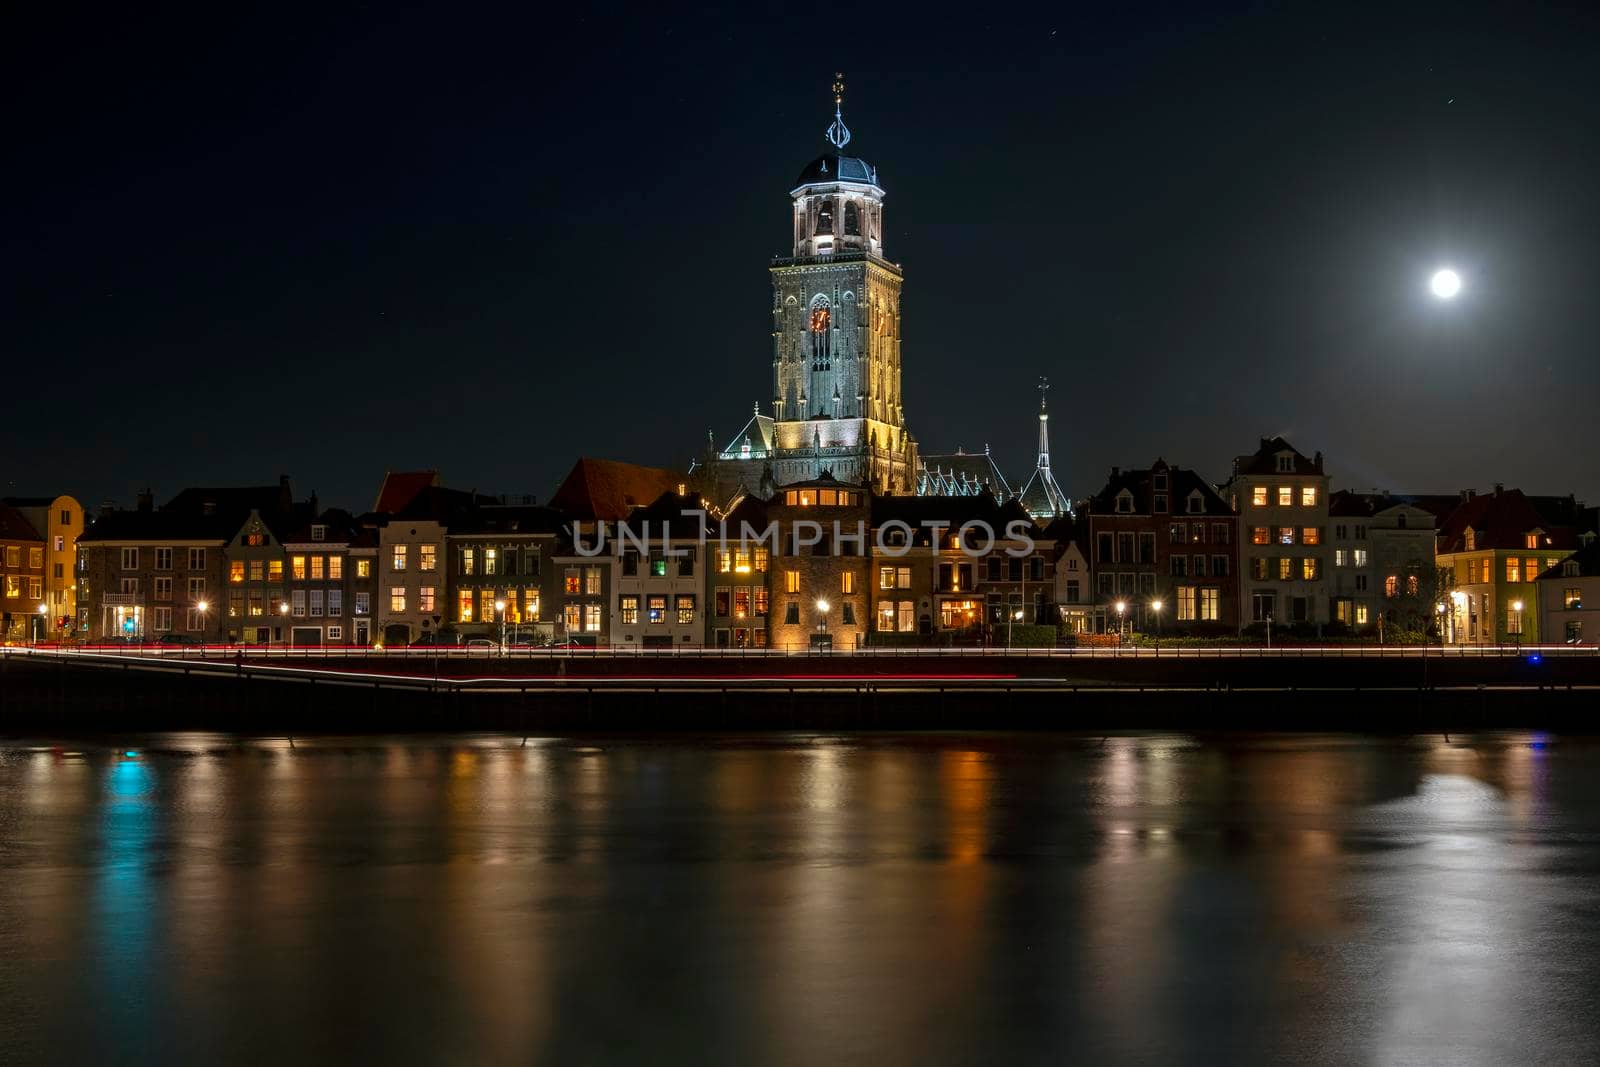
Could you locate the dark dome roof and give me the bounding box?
[794,153,880,188]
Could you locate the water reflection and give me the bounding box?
[1,732,1598,1064]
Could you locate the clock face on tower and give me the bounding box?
[810,307,830,333]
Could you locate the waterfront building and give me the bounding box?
[706,496,771,649]
[1044,516,1094,634]
[766,473,871,651]
[445,503,566,645]
[376,484,487,646]
[1436,486,1575,645]
[1224,437,1330,629]
[1327,492,1438,635]
[0,504,47,642]
[610,491,709,649]
[3,495,84,633]
[1088,460,1239,633]
[1536,542,1600,645]
[281,510,376,646]
[697,77,918,504]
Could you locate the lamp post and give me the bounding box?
[1450,590,1466,647]
[1511,599,1524,650]
[1114,599,1126,655]
[279,601,290,652]
[197,600,209,652]
[34,602,47,645]
[1008,607,1023,649]
[495,599,507,654]
[1434,601,1445,648]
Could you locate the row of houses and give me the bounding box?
[30,437,1600,649]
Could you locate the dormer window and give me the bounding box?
[1153,473,1169,491]
[1565,560,1581,577]
[1524,532,1540,549]
[1464,528,1476,551]
[1275,454,1295,473]
[311,525,326,542]
[1186,491,1204,514]
[1114,490,1134,514]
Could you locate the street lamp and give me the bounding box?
[495,599,507,653]
[1114,600,1127,653]
[1450,590,1467,646]
[279,601,290,651]
[1150,598,1163,632]
[1434,601,1445,646]
[1007,607,1024,649]
[197,600,209,650]
[1511,599,1524,648]
[34,603,47,645]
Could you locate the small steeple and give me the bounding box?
[1018,376,1072,519]
[825,72,851,149]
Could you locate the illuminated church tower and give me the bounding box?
[696,75,918,504]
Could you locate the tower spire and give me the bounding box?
[1017,375,1072,519]
[825,72,851,149]
[1037,376,1051,470]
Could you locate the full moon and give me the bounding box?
[1430,268,1462,299]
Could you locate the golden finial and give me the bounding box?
[825,72,851,149]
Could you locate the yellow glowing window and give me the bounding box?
[229,561,245,584]
[458,591,474,622]
[248,561,264,582]
[291,556,307,580]
[391,545,407,571]
[564,568,581,594]
[310,556,324,580]
[462,548,475,576]
[479,590,495,621]
[798,490,816,506]
[879,566,896,589]
[1506,558,1521,583]
[329,556,343,580]
[268,560,283,582]
[1252,487,1268,507]
[1524,534,1538,549]
[1302,527,1320,545]
[717,549,732,573]
[1302,558,1318,580]
[1480,560,1492,584]
[785,570,801,593]
[734,549,751,573]
[485,549,498,576]
[755,547,770,571]
[1251,526,1269,545]
[1526,559,1538,581]
[1385,575,1399,597]
[785,491,798,505]
[819,489,837,505]
[1277,487,1293,507]
[419,545,436,572]
[523,590,540,621]
[841,572,856,594]
[1301,487,1318,507]
[810,306,830,333]
[357,559,371,578]
[1277,558,1292,580]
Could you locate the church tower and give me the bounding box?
[693,76,918,505]
[767,75,917,494]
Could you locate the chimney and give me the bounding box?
[1111,466,1121,478]
[1313,451,1323,472]
[136,488,153,513]
[1493,483,1504,496]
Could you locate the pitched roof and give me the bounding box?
[1537,541,1600,580]
[1087,461,1233,517]
[78,509,239,544]
[1230,436,1324,477]
[917,451,1013,502]
[718,413,776,458]
[449,504,567,537]
[1437,487,1578,553]
[549,458,687,523]
[0,504,44,543]
[165,482,294,518]
[373,470,439,515]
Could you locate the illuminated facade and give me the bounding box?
[698,77,918,505]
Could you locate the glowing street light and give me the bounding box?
[1430,268,1461,299]
[495,599,507,653]
[1150,598,1164,640]
[34,602,47,644]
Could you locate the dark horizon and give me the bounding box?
[6,2,1598,512]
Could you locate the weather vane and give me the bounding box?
[1038,375,1050,410]
[826,72,851,149]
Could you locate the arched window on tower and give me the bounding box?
[844,202,860,236]
[809,300,832,371]
[815,200,833,236]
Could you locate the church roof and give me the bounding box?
[917,451,1012,502]
[794,153,881,189]
[718,412,775,458]
[1017,467,1072,521]
[549,458,687,523]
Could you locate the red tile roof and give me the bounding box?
[373,470,438,515]
[1438,488,1578,553]
[549,458,686,522]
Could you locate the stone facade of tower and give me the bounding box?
[693,84,918,508]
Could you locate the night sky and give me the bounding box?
[7,2,1598,512]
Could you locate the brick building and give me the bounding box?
[767,474,871,650]
[1224,438,1329,629]
[0,504,47,642]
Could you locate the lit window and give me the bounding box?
[1278,558,1293,581]
[565,568,581,594]
[419,545,436,572]
[461,548,476,576]
[1252,487,1268,508]
[841,572,856,594]
[647,595,667,624]
[564,604,581,633]
[785,570,801,593]
[1200,588,1220,621]
[1353,549,1368,567]
[1356,604,1369,625]
[620,595,639,625]
[1565,588,1583,609]
[1335,548,1348,567]
[819,489,837,505]
[356,560,371,578]
[390,588,406,613]
[677,595,696,624]
[391,546,408,571]
[458,592,474,622]
[798,490,816,506]
[1278,528,1295,545]
[328,556,343,580]
[650,556,668,577]
[1506,558,1521,583]
[1177,586,1196,621]
[1251,527,1270,545]
[877,601,897,631]
[268,560,283,582]
[419,587,435,613]
[1301,487,1318,507]
[1303,558,1319,580]
[1524,533,1538,549]
[249,560,264,582]
[485,549,497,576]
[1277,487,1293,507]
[584,604,602,632]
[1384,575,1399,597]
[584,567,602,595]
[229,561,245,584]
[755,547,770,571]
[880,566,896,589]
[755,588,769,617]
[1301,527,1320,545]
[523,590,540,621]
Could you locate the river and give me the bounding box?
[2,731,1597,1064]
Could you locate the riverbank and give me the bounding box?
[2,649,1596,733]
